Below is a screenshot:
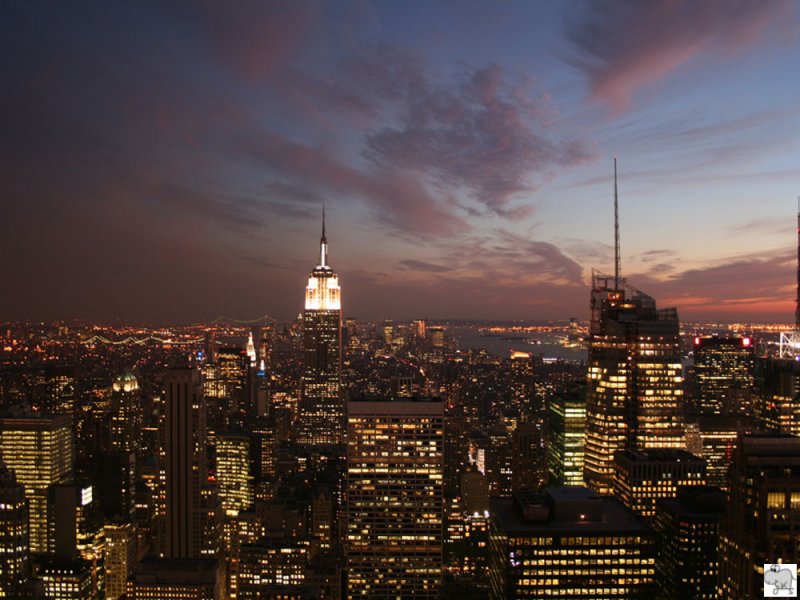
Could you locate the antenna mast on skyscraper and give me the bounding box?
[614,157,621,291]
[795,197,799,329]
[779,198,800,358]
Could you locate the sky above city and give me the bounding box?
[3,1,800,323]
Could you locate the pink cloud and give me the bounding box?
[568,0,795,112]
[236,130,469,237]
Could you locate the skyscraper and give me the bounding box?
[346,397,444,598]
[584,162,685,494]
[717,434,800,599]
[160,367,209,559]
[488,487,656,598]
[692,335,754,416]
[110,370,143,455]
[216,434,253,517]
[545,390,586,486]
[0,413,74,553]
[0,464,30,597]
[299,211,343,446]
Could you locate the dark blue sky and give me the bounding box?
[2,1,800,323]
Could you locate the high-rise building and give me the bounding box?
[584,274,684,495]
[754,357,800,436]
[0,464,30,597]
[0,413,74,553]
[692,336,754,415]
[104,522,136,600]
[160,367,210,559]
[110,370,143,455]
[654,486,726,600]
[488,487,656,598]
[299,213,343,446]
[718,434,800,599]
[346,397,444,598]
[545,390,586,486]
[216,434,253,517]
[688,415,753,490]
[612,448,706,522]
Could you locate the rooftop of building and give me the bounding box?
[130,556,218,585]
[655,486,727,519]
[614,448,705,464]
[491,486,651,537]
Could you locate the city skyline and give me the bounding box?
[3,1,800,323]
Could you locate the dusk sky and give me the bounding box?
[3,1,800,323]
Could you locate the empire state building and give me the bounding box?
[298,212,344,446]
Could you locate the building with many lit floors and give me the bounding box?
[488,487,656,598]
[692,335,754,416]
[718,434,800,599]
[104,522,136,600]
[216,434,253,517]
[612,448,706,522]
[346,397,444,598]
[546,390,586,486]
[0,413,74,553]
[299,213,344,446]
[584,273,684,495]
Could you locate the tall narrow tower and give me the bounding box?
[299,208,344,446]
[583,160,684,495]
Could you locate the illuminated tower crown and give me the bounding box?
[305,206,341,311]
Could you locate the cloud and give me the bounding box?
[626,248,795,320]
[567,0,795,111]
[400,260,453,273]
[359,54,596,216]
[231,129,469,237]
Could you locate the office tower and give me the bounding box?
[104,522,136,600]
[612,449,706,522]
[654,486,726,600]
[718,434,800,599]
[41,364,77,416]
[0,464,30,597]
[346,397,444,598]
[252,416,276,480]
[0,413,74,553]
[428,326,445,349]
[98,451,136,520]
[299,213,343,446]
[160,367,209,559]
[755,357,800,436]
[583,274,684,494]
[126,556,220,600]
[545,390,586,486]
[216,434,253,516]
[584,162,684,495]
[692,336,754,415]
[488,487,656,598]
[511,422,545,490]
[689,415,753,490]
[110,370,143,455]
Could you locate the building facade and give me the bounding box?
[0,413,74,553]
[718,434,800,599]
[346,398,444,598]
[584,274,684,495]
[489,487,656,598]
[299,216,343,446]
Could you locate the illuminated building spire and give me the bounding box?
[319,203,328,268]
